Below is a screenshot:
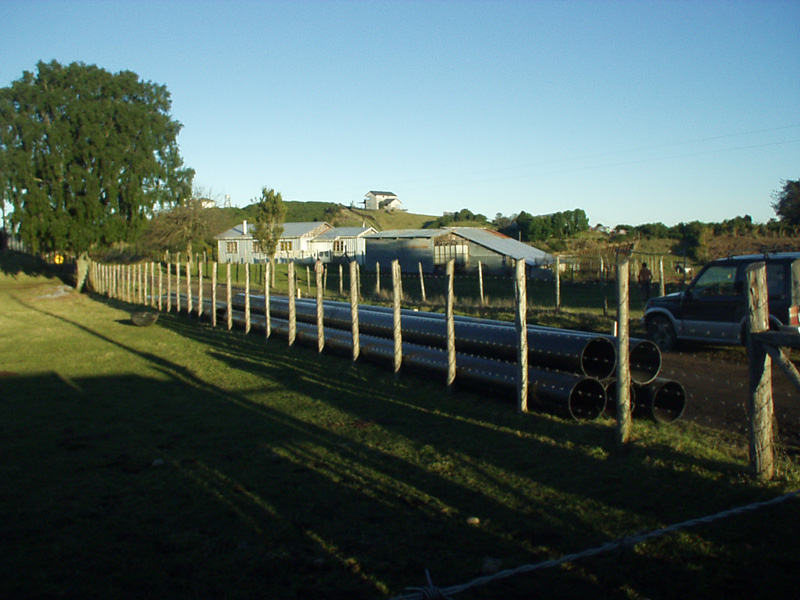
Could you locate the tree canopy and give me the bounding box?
[0,60,194,257]
[772,179,800,226]
[252,187,286,265]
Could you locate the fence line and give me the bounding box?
[392,488,800,600]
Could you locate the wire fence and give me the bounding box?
[393,488,800,600]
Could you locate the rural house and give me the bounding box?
[364,227,554,274]
[215,221,332,264]
[364,191,401,211]
[307,226,377,265]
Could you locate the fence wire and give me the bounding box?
[393,488,800,600]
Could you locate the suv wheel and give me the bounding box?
[647,315,677,351]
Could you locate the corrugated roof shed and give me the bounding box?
[450,227,554,265]
[366,229,444,239]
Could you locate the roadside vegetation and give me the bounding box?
[2,253,799,599]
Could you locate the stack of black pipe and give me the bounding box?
[190,292,685,423]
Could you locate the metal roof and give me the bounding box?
[314,226,376,241]
[215,221,331,240]
[365,229,444,239]
[449,228,555,265]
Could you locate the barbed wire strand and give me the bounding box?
[393,488,800,600]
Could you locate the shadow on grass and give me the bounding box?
[4,292,799,599]
[0,249,74,285]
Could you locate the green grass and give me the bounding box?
[2,257,800,599]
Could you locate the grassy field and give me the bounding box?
[2,253,800,599]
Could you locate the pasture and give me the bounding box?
[1,253,799,599]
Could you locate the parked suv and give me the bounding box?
[643,252,800,351]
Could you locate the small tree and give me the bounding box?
[252,187,286,287]
[772,179,800,227]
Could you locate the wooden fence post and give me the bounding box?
[746,261,774,480]
[167,262,172,312]
[226,262,232,331]
[515,259,528,413]
[446,259,456,391]
[339,264,343,296]
[265,262,271,338]
[616,258,632,449]
[306,265,311,297]
[138,263,143,304]
[158,265,163,311]
[245,262,251,334]
[186,261,193,314]
[177,259,182,313]
[350,260,359,361]
[478,261,485,305]
[659,257,665,297]
[392,259,402,376]
[288,261,297,346]
[211,262,217,327]
[376,262,381,295]
[418,261,427,303]
[555,255,561,312]
[142,262,148,305]
[197,262,203,318]
[316,260,324,352]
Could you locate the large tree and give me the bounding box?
[252,187,286,287]
[0,60,194,288]
[772,179,800,227]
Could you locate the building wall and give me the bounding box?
[463,242,512,274]
[364,238,435,273]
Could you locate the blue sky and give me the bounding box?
[2,0,799,227]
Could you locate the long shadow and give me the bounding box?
[140,304,800,597]
[15,291,798,598]
[4,295,635,598]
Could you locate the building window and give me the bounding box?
[252,241,263,254]
[226,241,238,255]
[279,241,293,252]
[333,240,344,253]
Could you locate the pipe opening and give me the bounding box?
[581,337,617,379]
[567,378,607,421]
[649,380,687,423]
[629,340,662,385]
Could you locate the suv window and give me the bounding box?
[767,263,785,298]
[692,264,737,297]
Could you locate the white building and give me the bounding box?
[364,190,401,211]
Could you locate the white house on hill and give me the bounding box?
[364,190,401,211]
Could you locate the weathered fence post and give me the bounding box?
[616,258,632,449]
[659,257,665,297]
[288,261,297,346]
[339,264,343,297]
[515,259,528,413]
[306,265,311,297]
[265,261,271,338]
[746,261,774,480]
[186,260,193,314]
[143,262,148,305]
[151,262,156,308]
[211,262,217,327]
[350,260,360,361]
[601,256,608,316]
[478,260,485,306]
[245,262,251,334]
[392,259,402,376]
[446,259,456,392]
[376,262,381,295]
[138,263,143,304]
[197,262,203,318]
[555,255,561,312]
[323,264,328,296]
[177,259,182,313]
[418,261,427,303]
[158,265,163,311]
[226,262,232,331]
[316,260,324,352]
[167,262,172,312]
